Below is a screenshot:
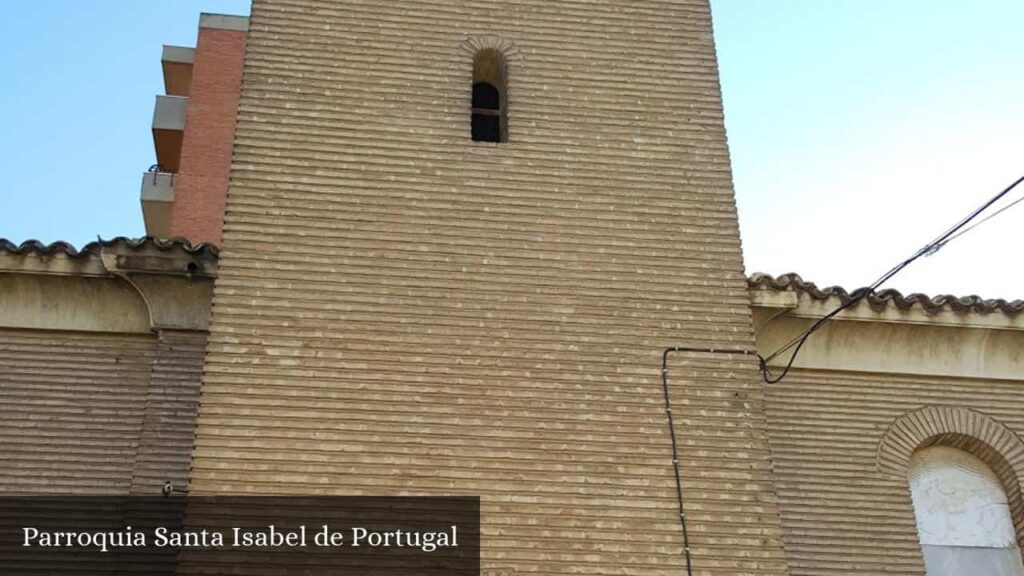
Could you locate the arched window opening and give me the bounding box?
[909,446,1024,576]
[471,48,506,143]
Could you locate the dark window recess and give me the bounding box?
[472,82,502,143]
[473,82,500,110]
[472,114,501,143]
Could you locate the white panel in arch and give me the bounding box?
[909,446,1024,576]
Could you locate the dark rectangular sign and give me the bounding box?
[0,496,480,575]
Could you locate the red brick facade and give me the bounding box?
[169,25,247,246]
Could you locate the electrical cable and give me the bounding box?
[658,175,1024,571]
[930,193,1024,251]
[660,346,754,576]
[757,174,1024,384]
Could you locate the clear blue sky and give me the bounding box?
[0,0,250,243]
[711,1,1023,298]
[1,2,1020,298]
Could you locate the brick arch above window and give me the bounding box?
[460,36,520,144]
[877,406,1024,479]
[459,35,521,62]
[877,405,1024,549]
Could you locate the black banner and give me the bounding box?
[0,496,480,575]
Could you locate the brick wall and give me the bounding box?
[0,328,206,496]
[0,329,154,494]
[764,368,1024,575]
[169,25,247,246]
[130,330,209,495]
[190,0,790,573]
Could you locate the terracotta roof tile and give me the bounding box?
[0,236,217,258]
[749,272,1024,316]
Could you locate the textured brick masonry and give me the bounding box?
[188,1,792,573]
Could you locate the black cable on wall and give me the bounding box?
[661,346,755,576]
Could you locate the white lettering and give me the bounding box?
[314,525,344,546]
[20,526,145,552]
[232,525,304,547]
[347,526,459,552]
[155,527,222,548]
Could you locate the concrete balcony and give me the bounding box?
[151,95,188,173]
[140,171,175,238]
[161,45,195,97]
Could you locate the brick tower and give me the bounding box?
[189,1,791,573]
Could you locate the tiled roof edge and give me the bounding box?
[749,272,1024,316]
[0,236,218,258]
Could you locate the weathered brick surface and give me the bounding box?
[190,0,790,573]
[0,329,152,494]
[764,369,1024,575]
[130,330,208,495]
[0,328,207,496]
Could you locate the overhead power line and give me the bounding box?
[929,193,1024,252]
[758,173,1024,384]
